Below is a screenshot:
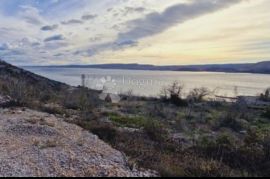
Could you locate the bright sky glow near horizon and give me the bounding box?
[0,0,270,66]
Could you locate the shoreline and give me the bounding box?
[23,65,270,75]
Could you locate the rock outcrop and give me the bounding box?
[0,107,156,177]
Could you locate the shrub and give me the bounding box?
[188,87,211,103]
[90,123,118,143]
[244,128,262,146]
[160,81,187,106]
[216,105,245,132]
[120,90,134,101]
[33,138,60,149]
[198,136,216,148]
[63,87,101,120]
[76,120,118,144]
[218,114,243,132]
[263,107,270,119]
[148,104,167,119]
[260,88,270,101]
[40,105,65,115]
[1,79,34,105]
[262,134,270,161]
[160,87,169,101]
[108,113,149,128]
[144,119,168,142]
[216,133,236,147]
[39,93,52,103]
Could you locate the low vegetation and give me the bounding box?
[260,88,270,102]
[160,81,187,106]
[263,107,270,119]
[68,83,270,177]
[1,62,270,177]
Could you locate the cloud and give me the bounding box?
[0,45,25,57]
[73,39,138,58]
[115,40,138,48]
[0,0,265,65]
[0,43,9,51]
[89,36,102,42]
[16,37,41,48]
[116,0,243,43]
[79,0,244,58]
[19,5,44,25]
[54,53,64,57]
[124,7,146,14]
[44,34,65,42]
[0,43,10,51]
[62,19,83,25]
[73,49,95,57]
[81,14,97,20]
[41,24,58,31]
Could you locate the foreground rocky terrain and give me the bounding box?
[0,106,156,177]
[0,60,156,177]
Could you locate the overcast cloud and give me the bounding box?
[0,0,269,65]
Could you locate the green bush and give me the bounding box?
[218,111,244,132]
[76,120,118,144]
[108,113,149,128]
[216,133,235,147]
[144,119,168,142]
[263,108,270,119]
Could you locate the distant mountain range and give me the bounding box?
[30,61,270,74]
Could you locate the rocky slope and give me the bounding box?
[0,60,67,91]
[0,105,156,177]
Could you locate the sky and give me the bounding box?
[0,0,269,66]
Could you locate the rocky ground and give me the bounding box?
[1,60,269,177]
[0,106,156,177]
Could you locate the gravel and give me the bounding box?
[0,107,157,177]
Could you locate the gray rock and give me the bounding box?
[0,108,157,177]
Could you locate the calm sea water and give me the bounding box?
[24,67,270,97]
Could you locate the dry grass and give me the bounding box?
[39,118,55,127]
[35,139,61,149]
[25,118,39,124]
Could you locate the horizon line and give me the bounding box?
[21,60,269,68]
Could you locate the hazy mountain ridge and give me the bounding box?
[31,61,270,74]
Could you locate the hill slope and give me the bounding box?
[43,61,270,74]
[0,60,67,92]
